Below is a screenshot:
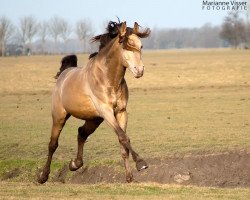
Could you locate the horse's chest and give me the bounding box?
[106,87,118,108]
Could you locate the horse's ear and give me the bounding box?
[119,22,127,39]
[133,22,139,34]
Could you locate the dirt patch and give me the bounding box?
[2,168,21,180]
[69,151,250,187]
[52,164,68,183]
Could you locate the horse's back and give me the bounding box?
[56,67,80,84]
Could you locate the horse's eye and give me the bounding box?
[127,38,135,46]
[141,45,143,49]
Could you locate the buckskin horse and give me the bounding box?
[38,21,151,183]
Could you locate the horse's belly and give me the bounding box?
[63,94,100,119]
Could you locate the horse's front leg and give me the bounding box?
[101,107,148,182]
[69,118,103,171]
[115,109,133,182]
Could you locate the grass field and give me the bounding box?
[0,49,250,199]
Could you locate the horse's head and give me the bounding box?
[119,22,151,78]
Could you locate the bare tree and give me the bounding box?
[49,16,62,53]
[0,16,14,56]
[220,12,246,48]
[246,0,250,23]
[245,0,250,46]
[76,19,93,52]
[198,23,221,48]
[59,18,72,53]
[19,16,38,54]
[19,18,28,53]
[38,21,48,54]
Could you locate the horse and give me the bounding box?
[38,21,151,184]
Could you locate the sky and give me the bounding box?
[0,0,244,34]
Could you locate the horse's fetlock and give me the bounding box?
[121,153,128,159]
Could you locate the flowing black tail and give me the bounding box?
[55,55,77,79]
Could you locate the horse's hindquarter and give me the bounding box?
[54,68,100,120]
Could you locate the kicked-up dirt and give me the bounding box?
[68,151,250,187]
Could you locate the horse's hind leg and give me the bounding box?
[37,113,70,184]
[69,117,103,171]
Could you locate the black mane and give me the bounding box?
[89,20,150,59]
[89,21,122,59]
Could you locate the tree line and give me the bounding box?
[0,12,250,56]
[143,11,250,50]
[0,16,93,56]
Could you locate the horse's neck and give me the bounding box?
[96,38,126,90]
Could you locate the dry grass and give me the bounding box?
[0,182,249,200]
[1,49,249,94]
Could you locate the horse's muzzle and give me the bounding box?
[134,71,144,78]
[131,66,144,78]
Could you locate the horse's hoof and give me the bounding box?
[136,159,148,171]
[37,171,49,184]
[69,159,83,171]
[126,174,134,183]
